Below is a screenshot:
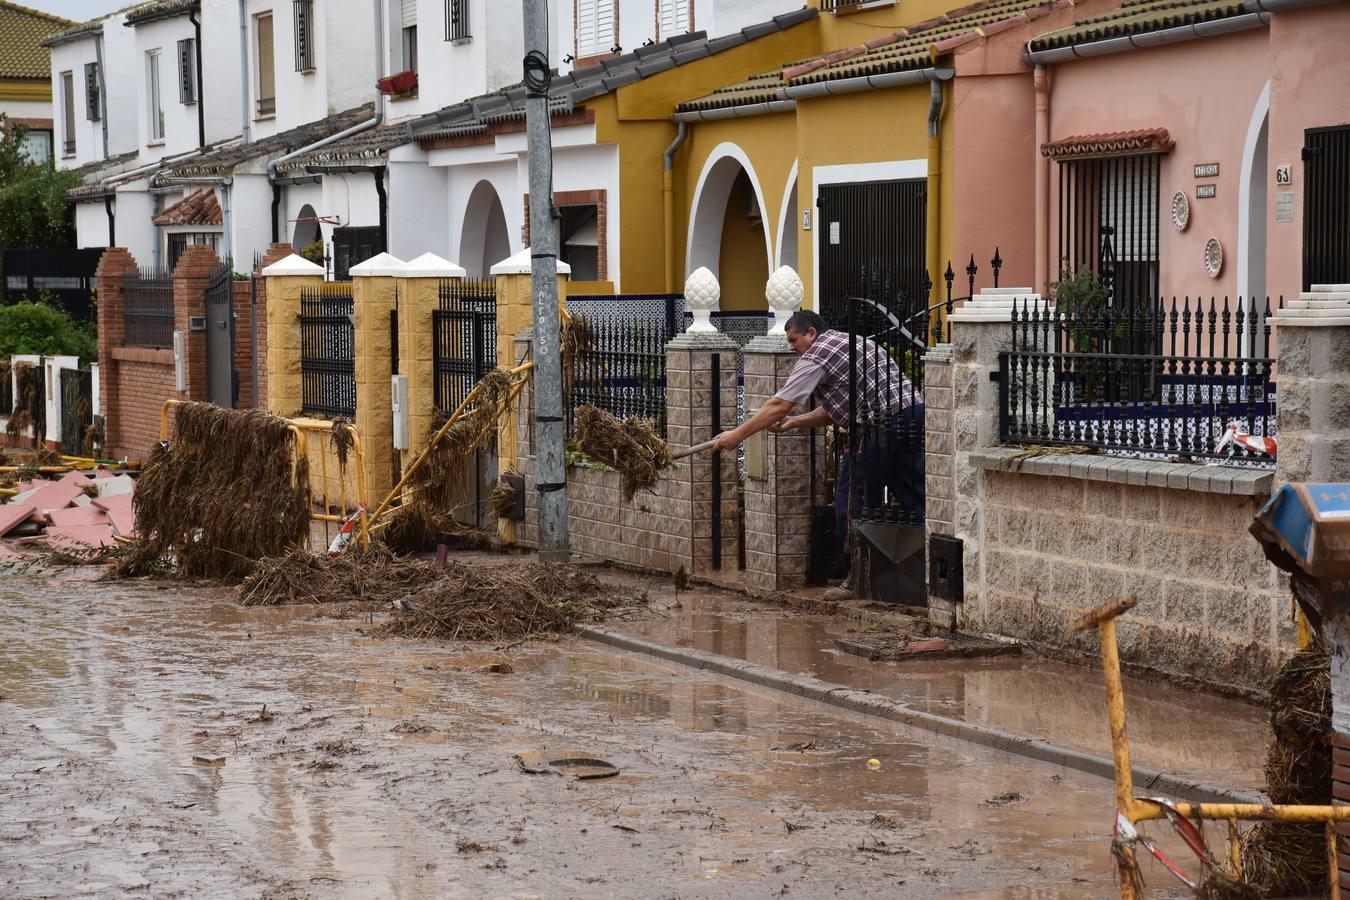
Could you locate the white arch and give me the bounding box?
[291,203,319,250]
[685,141,773,283]
[774,160,800,270]
[458,179,511,279]
[1237,80,1271,334]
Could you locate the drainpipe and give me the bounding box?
[190,8,206,149]
[93,31,109,159]
[238,0,250,145]
[265,0,386,244]
[924,69,946,302]
[159,176,235,267]
[662,121,687,293]
[1034,65,1051,294]
[104,195,115,246]
[373,166,388,253]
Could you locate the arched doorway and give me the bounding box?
[687,143,772,311]
[776,164,799,271]
[1238,82,1270,346]
[291,203,320,253]
[460,180,511,278]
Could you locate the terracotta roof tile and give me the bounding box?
[1040,127,1176,158]
[0,1,73,80]
[152,188,221,226]
[1027,0,1250,53]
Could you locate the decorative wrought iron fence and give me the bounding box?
[433,278,497,414]
[60,367,93,451]
[998,295,1278,464]
[299,285,355,416]
[564,293,679,437]
[122,270,175,348]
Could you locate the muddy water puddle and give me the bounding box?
[0,569,1224,897]
[616,591,1269,792]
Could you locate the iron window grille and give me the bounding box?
[1055,152,1162,307]
[84,63,100,121]
[446,0,470,41]
[293,0,315,71]
[1302,125,1350,289]
[178,39,196,103]
[122,271,175,348]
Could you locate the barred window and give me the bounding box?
[294,0,315,71]
[177,39,197,103]
[576,0,617,58]
[84,62,100,121]
[445,0,470,41]
[1055,153,1161,304]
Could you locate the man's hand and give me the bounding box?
[713,430,740,451]
[768,416,797,434]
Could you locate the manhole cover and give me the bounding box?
[836,632,1020,662]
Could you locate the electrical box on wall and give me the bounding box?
[929,534,964,603]
[391,374,409,450]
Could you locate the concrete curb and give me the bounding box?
[578,626,1261,806]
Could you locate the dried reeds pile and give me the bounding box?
[381,561,646,642]
[382,368,513,549]
[489,471,519,519]
[1242,639,1331,894]
[573,404,672,501]
[7,362,38,439]
[238,544,443,606]
[113,403,311,580]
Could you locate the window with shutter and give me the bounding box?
[177,39,196,103]
[1055,153,1161,305]
[445,0,470,41]
[255,13,276,116]
[576,0,617,58]
[401,0,417,27]
[60,71,75,155]
[84,63,100,121]
[656,0,691,41]
[294,0,315,71]
[147,50,164,142]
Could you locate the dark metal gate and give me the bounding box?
[433,278,497,526]
[205,265,236,407]
[299,285,355,416]
[1303,124,1350,289]
[816,179,928,328]
[60,366,93,452]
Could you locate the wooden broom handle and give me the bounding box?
[671,438,719,460]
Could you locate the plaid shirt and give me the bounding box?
[777,329,913,427]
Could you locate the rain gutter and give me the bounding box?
[671,67,953,124]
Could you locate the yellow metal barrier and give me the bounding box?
[159,400,369,544]
[1077,596,1348,897]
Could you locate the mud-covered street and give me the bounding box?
[0,561,1253,898]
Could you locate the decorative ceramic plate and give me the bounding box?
[1204,237,1223,278]
[1171,191,1190,232]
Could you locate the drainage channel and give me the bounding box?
[578,626,1261,806]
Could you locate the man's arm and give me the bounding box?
[712,397,792,451]
[770,406,832,432]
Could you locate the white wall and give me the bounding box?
[698,0,802,37]
[74,201,111,248]
[0,99,53,119]
[231,172,277,269]
[113,187,158,263]
[388,155,449,259]
[50,36,107,167]
[132,16,201,159]
[199,0,245,145]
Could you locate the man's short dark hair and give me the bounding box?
[785,310,826,335]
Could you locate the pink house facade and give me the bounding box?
[1023,0,1350,306]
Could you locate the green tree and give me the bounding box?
[0,116,80,250]
[0,301,97,362]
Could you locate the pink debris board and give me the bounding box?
[25,480,85,514]
[47,506,111,528]
[45,524,116,548]
[0,503,37,537]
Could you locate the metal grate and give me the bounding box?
[445,0,470,41]
[122,270,175,348]
[999,295,1277,463]
[60,367,93,451]
[564,294,678,437]
[299,285,355,416]
[178,38,196,102]
[293,0,315,71]
[1055,153,1161,305]
[433,279,497,414]
[1303,125,1350,289]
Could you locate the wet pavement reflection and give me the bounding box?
[0,568,1222,897]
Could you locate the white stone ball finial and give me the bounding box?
[684,266,720,334]
[765,265,804,335]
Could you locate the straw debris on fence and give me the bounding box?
[113,403,310,580]
[573,404,672,502]
[1242,639,1331,894]
[489,471,520,519]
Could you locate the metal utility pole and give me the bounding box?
[522,0,569,561]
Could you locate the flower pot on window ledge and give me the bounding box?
[377,70,417,96]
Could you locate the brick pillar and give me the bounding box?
[946,288,1048,630]
[492,260,567,546]
[260,253,324,415]
[250,243,293,408]
[172,245,223,403]
[667,331,739,575]
[1270,283,1350,882]
[742,333,810,589]
[350,254,404,505]
[94,248,140,455]
[924,343,957,626]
